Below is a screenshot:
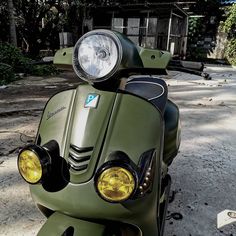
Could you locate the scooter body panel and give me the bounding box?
[36,89,76,156]
[37,212,106,236]
[36,85,117,183]
[31,84,165,235]
[17,29,181,236]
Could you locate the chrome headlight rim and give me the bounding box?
[72,29,123,83]
[17,145,51,185]
[94,161,138,203]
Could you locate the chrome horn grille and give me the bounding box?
[68,144,93,173]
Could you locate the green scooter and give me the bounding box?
[17,29,180,236]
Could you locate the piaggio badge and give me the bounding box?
[85,94,100,108]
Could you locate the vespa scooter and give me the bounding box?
[17,29,180,236]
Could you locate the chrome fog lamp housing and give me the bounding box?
[72,30,123,83]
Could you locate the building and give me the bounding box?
[62,0,235,60]
[85,1,198,58]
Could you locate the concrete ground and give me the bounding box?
[0,66,236,235]
[165,65,236,236]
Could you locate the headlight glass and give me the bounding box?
[96,167,135,202]
[18,150,42,184]
[73,30,122,82]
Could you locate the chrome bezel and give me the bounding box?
[72,30,123,83]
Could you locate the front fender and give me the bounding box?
[37,212,106,236]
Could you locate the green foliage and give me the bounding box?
[188,17,204,41]
[0,44,21,84]
[186,0,223,60]
[225,39,236,65]
[187,17,206,59]
[0,43,32,73]
[0,63,15,85]
[0,43,59,84]
[31,64,59,76]
[223,4,236,35]
[221,4,236,65]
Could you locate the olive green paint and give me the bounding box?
[37,212,106,236]
[138,47,171,69]
[68,85,116,183]
[28,29,174,235]
[97,93,163,166]
[53,47,73,66]
[36,89,76,157]
[52,39,171,70]
[53,46,171,69]
[31,87,165,236]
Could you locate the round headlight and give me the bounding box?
[18,150,43,184]
[72,30,122,83]
[17,145,51,184]
[96,166,136,202]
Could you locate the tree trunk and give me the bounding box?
[8,0,17,46]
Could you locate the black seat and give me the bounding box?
[125,76,168,113]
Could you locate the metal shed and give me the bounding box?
[87,1,197,58]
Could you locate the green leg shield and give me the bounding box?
[37,212,106,236]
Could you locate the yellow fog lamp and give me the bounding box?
[95,163,138,203]
[17,145,51,184]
